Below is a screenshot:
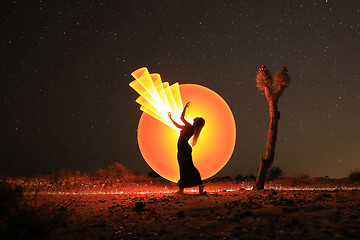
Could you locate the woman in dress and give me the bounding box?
[168,102,205,194]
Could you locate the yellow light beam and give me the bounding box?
[170,83,183,115]
[130,67,183,131]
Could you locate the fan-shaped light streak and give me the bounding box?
[129,67,183,131]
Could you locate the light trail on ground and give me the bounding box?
[26,186,360,195]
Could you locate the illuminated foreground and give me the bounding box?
[11,179,360,240]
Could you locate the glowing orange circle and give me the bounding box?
[137,84,236,182]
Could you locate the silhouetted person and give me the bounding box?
[168,102,205,194]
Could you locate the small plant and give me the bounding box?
[234,174,256,182]
[266,167,283,180]
[349,171,360,182]
[95,163,132,180]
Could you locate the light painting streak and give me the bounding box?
[129,67,183,131]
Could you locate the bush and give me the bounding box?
[234,175,244,181]
[349,171,360,182]
[266,167,283,180]
[47,168,85,184]
[95,163,132,180]
[234,174,256,182]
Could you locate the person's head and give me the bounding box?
[191,117,205,146]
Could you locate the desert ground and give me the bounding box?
[1,177,359,240]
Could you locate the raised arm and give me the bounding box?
[180,102,191,126]
[168,112,184,129]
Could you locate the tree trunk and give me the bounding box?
[254,100,280,190]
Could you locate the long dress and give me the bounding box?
[177,125,203,189]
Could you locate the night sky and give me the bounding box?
[1,1,359,178]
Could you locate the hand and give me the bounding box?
[185,102,190,108]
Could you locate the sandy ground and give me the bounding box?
[31,187,360,240]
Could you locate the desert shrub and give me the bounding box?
[234,175,244,181]
[349,171,360,182]
[95,163,132,180]
[266,167,283,180]
[219,176,232,181]
[47,168,85,184]
[234,174,256,182]
[248,174,256,181]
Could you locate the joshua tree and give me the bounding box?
[254,65,290,190]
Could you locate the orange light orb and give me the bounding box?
[137,84,236,182]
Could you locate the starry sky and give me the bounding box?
[1,0,359,178]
